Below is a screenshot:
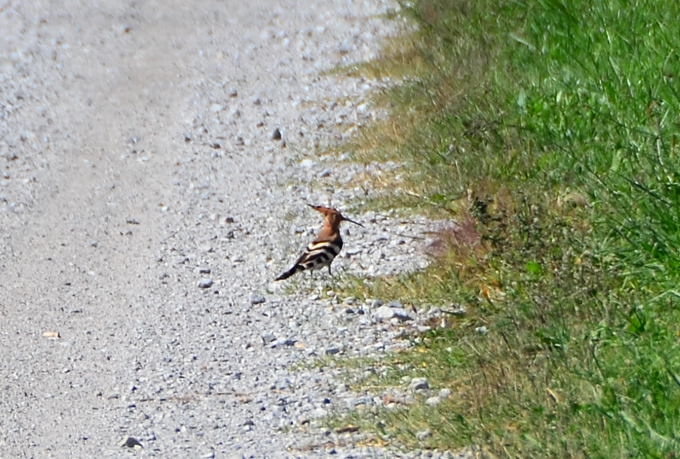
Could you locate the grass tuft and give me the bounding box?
[334,0,680,456]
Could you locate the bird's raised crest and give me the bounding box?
[275,205,363,281]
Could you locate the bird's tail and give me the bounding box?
[275,264,303,281]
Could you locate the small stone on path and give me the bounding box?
[374,305,414,322]
[198,278,213,289]
[120,436,143,449]
[250,293,266,305]
[261,332,276,344]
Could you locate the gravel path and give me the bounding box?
[1,1,459,457]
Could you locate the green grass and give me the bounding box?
[334,0,680,456]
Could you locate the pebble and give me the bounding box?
[447,305,467,316]
[408,377,430,392]
[274,377,293,390]
[120,436,143,449]
[250,293,266,305]
[271,338,297,348]
[474,326,489,335]
[197,278,214,289]
[372,305,392,321]
[325,346,342,355]
[425,396,441,406]
[261,332,276,345]
[374,305,414,322]
[415,429,432,441]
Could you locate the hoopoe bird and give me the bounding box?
[275,205,363,281]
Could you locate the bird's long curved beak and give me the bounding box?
[342,216,364,227]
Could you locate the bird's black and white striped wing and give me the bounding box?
[275,237,343,280]
[297,238,343,271]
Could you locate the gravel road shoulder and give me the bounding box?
[0,1,460,457]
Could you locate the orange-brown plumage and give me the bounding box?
[275,205,363,281]
[310,204,361,239]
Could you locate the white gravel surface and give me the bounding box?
[1,1,468,457]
